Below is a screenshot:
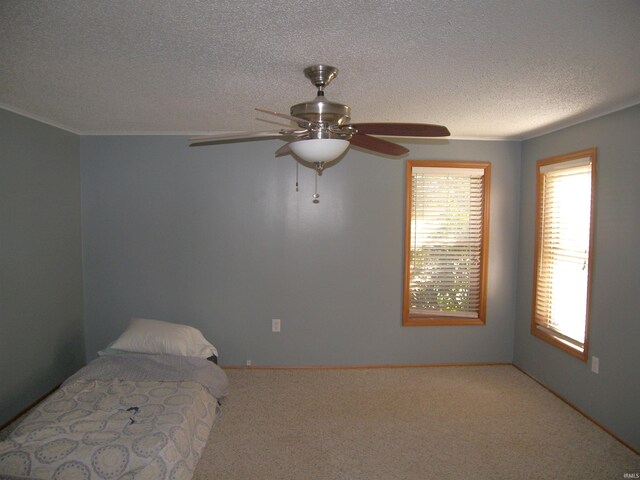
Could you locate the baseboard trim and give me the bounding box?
[512,364,639,457]
[0,384,60,432]
[222,362,511,370]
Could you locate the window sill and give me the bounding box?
[531,327,588,362]
[403,315,485,326]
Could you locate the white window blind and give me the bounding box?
[533,156,593,352]
[408,166,486,318]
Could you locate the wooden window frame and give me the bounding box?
[403,160,491,326]
[530,148,597,361]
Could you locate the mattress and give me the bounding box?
[0,354,228,480]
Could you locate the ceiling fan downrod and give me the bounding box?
[304,64,339,97]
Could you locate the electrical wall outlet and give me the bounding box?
[591,356,599,374]
[272,318,281,332]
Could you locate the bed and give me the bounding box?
[0,319,228,480]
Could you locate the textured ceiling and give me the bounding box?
[1,0,639,139]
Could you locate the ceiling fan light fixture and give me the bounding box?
[288,138,350,164]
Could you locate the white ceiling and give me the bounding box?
[1,0,639,140]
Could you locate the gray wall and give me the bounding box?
[514,104,640,451]
[0,109,85,425]
[80,136,521,367]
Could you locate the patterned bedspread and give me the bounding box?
[0,355,228,480]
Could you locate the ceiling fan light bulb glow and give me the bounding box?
[289,139,349,163]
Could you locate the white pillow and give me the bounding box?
[110,318,218,358]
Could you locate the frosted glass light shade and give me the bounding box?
[289,138,350,163]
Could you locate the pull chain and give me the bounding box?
[295,161,299,192]
[313,170,320,203]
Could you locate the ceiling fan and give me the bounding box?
[189,64,450,174]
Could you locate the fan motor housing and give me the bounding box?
[290,97,351,126]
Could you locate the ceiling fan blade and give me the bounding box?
[274,142,292,157]
[189,131,288,146]
[349,134,409,156]
[349,122,450,137]
[255,108,317,128]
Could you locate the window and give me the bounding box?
[403,161,491,326]
[531,148,596,361]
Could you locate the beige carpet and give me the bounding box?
[195,365,639,479]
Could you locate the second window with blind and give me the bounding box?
[403,161,491,326]
[531,148,596,360]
